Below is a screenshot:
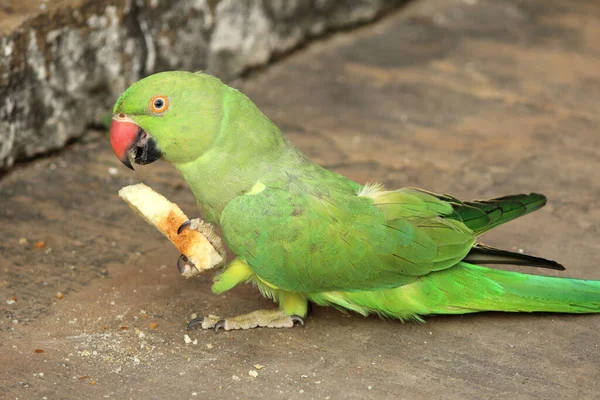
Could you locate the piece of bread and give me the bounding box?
[118,183,223,278]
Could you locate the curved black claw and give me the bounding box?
[177,220,192,235]
[177,254,192,275]
[214,320,226,333]
[291,315,305,327]
[186,316,205,331]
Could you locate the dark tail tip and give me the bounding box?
[464,243,565,271]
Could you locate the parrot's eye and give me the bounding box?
[150,95,169,114]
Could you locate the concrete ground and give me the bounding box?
[2,0,599,398]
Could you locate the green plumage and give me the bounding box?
[309,262,600,322]
[113,71,600,323]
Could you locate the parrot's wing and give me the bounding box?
[412,189,547,235]
[220,180,476,292]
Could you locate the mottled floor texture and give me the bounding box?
[1,0,599,398]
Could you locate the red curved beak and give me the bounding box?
[109,120,141,170]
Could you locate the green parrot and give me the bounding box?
[109,71,600,331]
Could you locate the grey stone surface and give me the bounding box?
[0,0,404,170]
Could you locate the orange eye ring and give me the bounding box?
[150,95,169,114]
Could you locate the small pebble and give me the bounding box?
[248,370,258,378]
[184,334,192,344]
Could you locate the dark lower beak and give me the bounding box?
[109,120,161,170]
[132,130,162,166]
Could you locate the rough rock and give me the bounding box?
[0,0,404,169]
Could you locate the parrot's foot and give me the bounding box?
[177,218,227,266]
[186,309,305,332]
[176,254,196,275]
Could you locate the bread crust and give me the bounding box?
[118,183,223,278]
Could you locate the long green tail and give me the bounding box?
[424,262,600,314]
[313,262,600,322]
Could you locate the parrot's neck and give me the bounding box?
[175,89,309,225]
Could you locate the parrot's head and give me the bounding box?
[109,71,226,169]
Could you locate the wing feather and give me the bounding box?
[220,178,476,292]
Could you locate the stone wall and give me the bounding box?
[0,0,404,169]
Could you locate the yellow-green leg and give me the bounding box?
[187,258,308,332]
